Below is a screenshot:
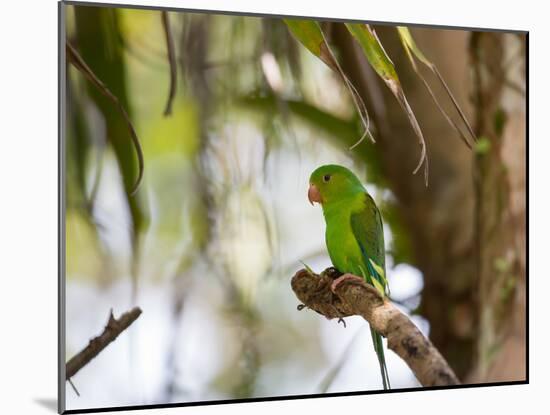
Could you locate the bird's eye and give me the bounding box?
[323,174,331,183]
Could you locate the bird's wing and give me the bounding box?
[350,193,388,295]
[350,193,392,389]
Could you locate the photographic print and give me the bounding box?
[59,1,527,412]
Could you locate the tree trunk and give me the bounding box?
[469,32,526,382]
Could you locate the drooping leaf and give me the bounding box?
[67,41,145,197]
[73,7,146,203]
[73,6,148,299]
[345,23,428,184]
[283,19,338,71]
[345,24,398,82]
[397,26,476,147]
[284,19,374,146]
[397,27,432,68]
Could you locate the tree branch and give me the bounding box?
[66,307,142,380]
[291,268,459,387]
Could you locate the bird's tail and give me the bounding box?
[370,327,391,390]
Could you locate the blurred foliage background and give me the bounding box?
[63,3,526,410]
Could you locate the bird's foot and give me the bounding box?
[337,318,347,328]
[323,267,342,279]
[297,304,306,311]
[331,273,365,293]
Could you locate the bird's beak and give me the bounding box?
[308,183,322,206]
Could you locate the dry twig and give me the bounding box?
[66,307,142,380]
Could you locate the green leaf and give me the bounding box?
[345,23,398,81]
[397,27,432,68]
[397,26,476,148]
[283,19,338,71]
[345,23,428,184]
[73,6,148,295]
[72,9,144,197]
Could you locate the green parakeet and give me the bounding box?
[308,164,391,390]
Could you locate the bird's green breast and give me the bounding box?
[323,195,366,276]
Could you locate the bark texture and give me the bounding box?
[469,32,526,382]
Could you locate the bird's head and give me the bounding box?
[308,164,365,206]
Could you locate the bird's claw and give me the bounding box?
[322,267,342,280]
[337,318,347,328]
